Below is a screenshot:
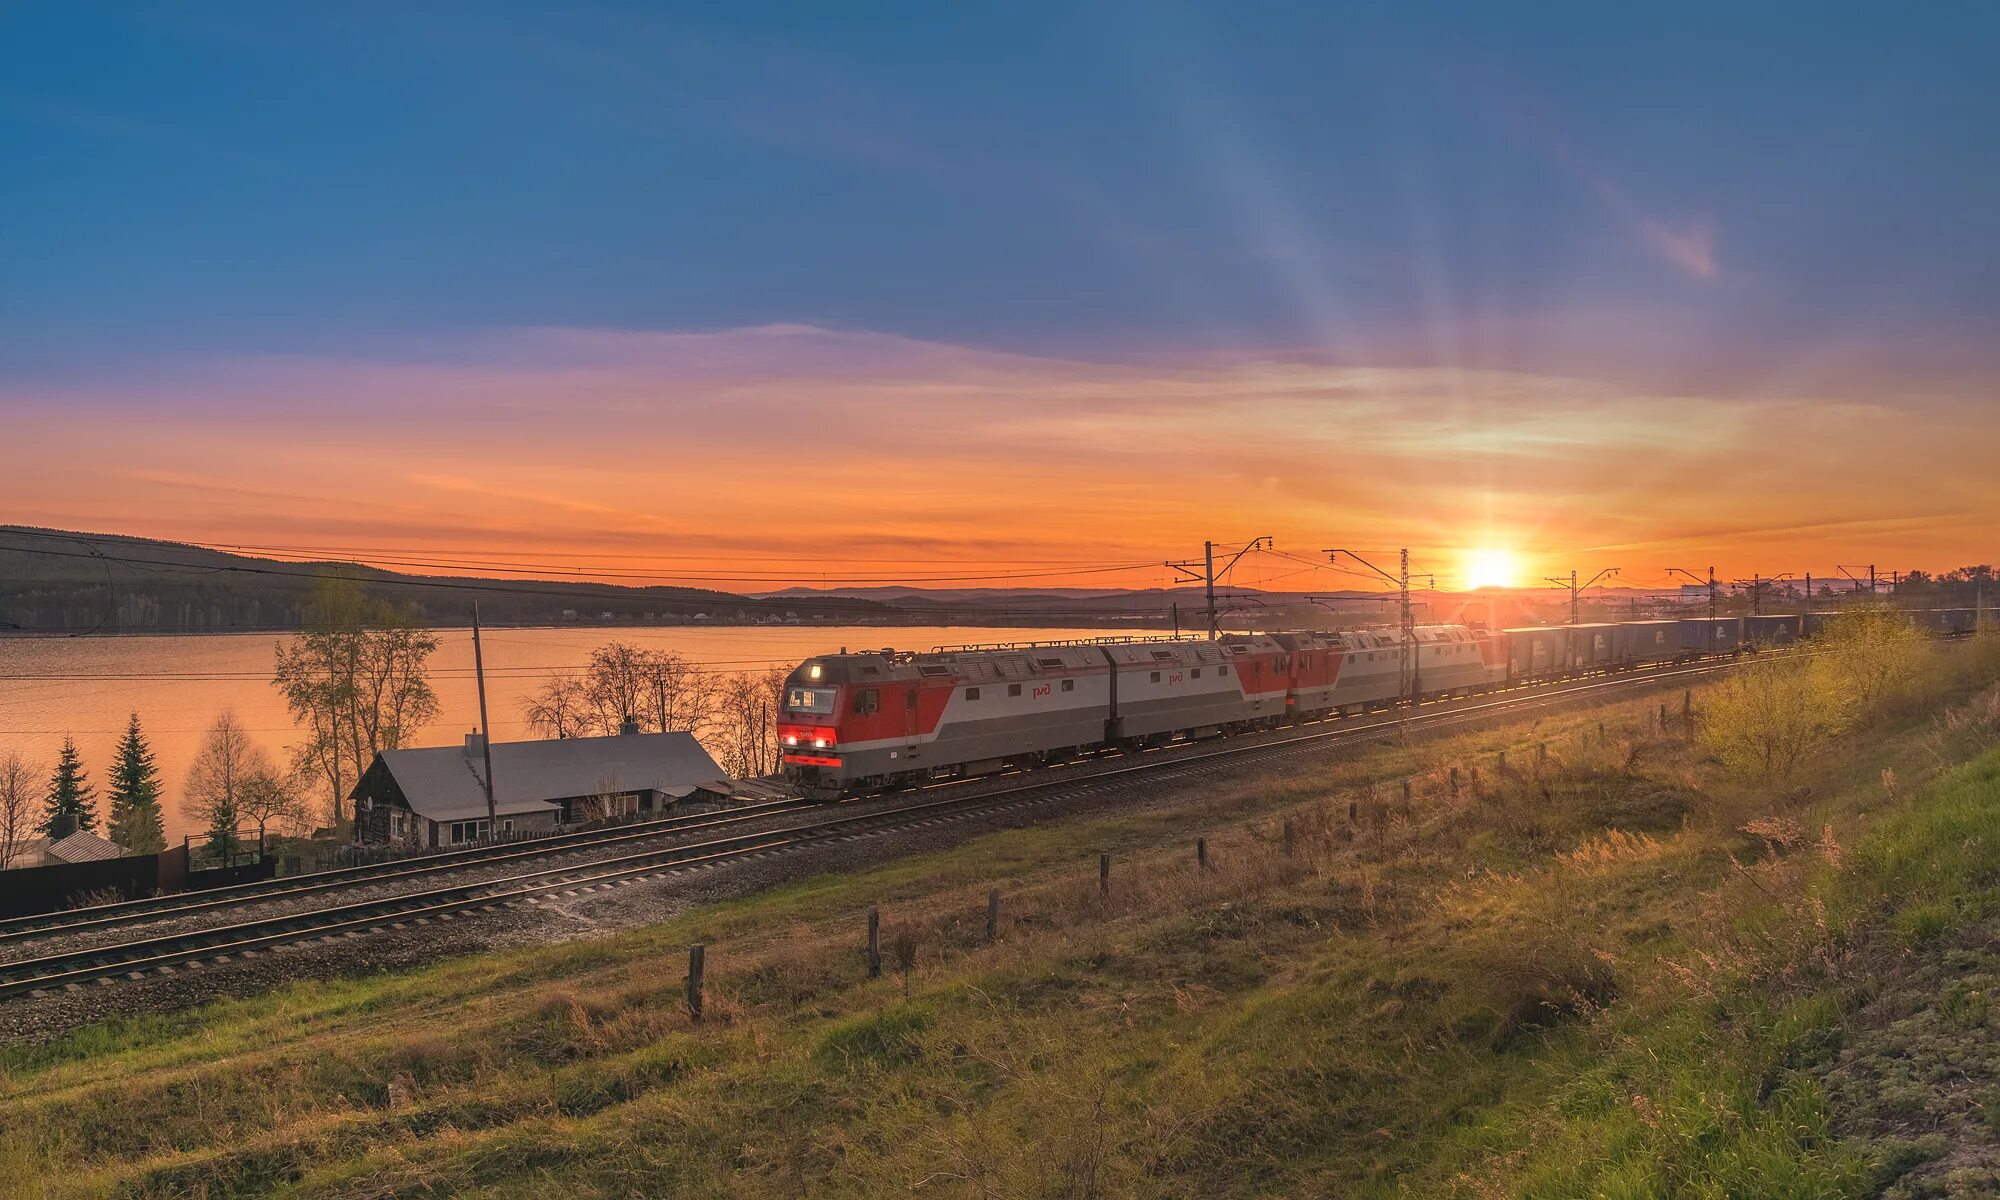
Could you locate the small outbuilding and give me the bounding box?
[352,729,732,848]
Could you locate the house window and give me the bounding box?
[501,818,515,833]
[967,686,981,700]
[1008,683,1022,697]
[448,819,491,845]
[1061,678,1075,692]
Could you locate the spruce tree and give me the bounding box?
[107,713,167,853]
[42,736,98,836]
[205,793,242,865]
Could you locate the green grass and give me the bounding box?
[3,659,1999,1198]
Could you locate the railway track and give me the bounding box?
[0,657,1730,1002]
[0,795,820,946]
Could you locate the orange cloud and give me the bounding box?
[4,325,1993,587]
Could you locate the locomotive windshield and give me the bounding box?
[786,687,837,714]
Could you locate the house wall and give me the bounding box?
[428,808,561,848]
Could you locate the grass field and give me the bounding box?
[6,639,2000,1198]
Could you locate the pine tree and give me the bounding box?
[42,736,98,836]
[107,713,167,853]
[205,793,242,866]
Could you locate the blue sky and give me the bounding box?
[6,2,1995,382]
[2,2,1996,578]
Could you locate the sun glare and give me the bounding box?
[1463,547,1520,590]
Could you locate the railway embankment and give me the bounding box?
[2,633,1997,1197]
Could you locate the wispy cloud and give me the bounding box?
[2,323,1992,580]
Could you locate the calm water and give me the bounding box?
[0,625,1162,841]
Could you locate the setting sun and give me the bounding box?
[1463,547,1521,590]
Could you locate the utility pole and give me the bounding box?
[472,600,498,841]
[1327,548,1433,729]
[1733,573,1793,617]
[1165,537,1270,638]
[1544,567,1619,624]
[1837,565,1876,600]
[1666,566,1717,619]
[1803,572,1812,625]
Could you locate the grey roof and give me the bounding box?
[371,731,730,821]
[45,829,127,863]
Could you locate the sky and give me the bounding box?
[3,1,1996,592]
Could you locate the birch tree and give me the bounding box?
[274,575,439,831]
[0,751,39,868]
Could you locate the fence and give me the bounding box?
[0,843,277,920]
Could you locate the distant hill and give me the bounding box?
[0,527,893,633]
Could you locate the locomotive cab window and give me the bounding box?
[1191,668,1201,679]
[1149,671,1161,683]
[1218,665,1229,677]
[1061,678,1075,692]
[786,688,836,715]
[852,688,879,715]
[1008,683,1022,697]
[966,686,981,701]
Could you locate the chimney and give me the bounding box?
[619,717,639,736]
[49,812,77,840]
[464,731,487,758]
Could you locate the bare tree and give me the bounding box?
[184,711,282,862]
[520,674,593,739]
[0,751,40,869]
[584,642,653,733]
[238,769,313,843]
[639,649,714,735]
[274,575,440,831]
[714,667,788,777]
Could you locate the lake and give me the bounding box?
[0,624,1164,842]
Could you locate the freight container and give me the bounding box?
[1612,620,1679,663]
[1745,613,1802,646]
[1677,616,1744,653]
[1567,623,1619,668]
[1503,627,1571,679]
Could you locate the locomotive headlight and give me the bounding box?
[812,737,828,749]
[784,734,798,746]
[808,663,822,680]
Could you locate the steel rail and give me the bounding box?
[0,796,818,943]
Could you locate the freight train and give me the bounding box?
[777,610,1981,799]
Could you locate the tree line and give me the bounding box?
[516,642,790,778]
[0,710,307,869]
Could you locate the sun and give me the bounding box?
[1463,547,1520,590]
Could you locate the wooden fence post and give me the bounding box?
[1449,766,1461,796]
[1282,819,1296,857]
[1497,749,1508,774]
[1536,742,1547,768]
[1099,852,1111,895]
[686,944,705,1021]
[866,905,881,978]
[1196,836,1209,870]
[986,888,1000,942]
[1400,779,1413,819]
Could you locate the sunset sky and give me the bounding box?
[3,2,1996,592]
